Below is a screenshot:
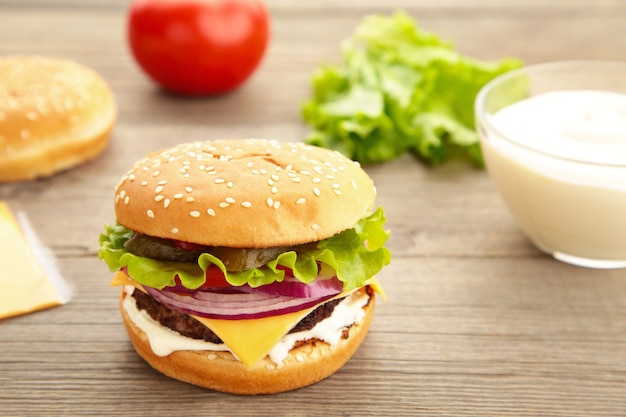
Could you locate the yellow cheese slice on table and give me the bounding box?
[0,202,72,319]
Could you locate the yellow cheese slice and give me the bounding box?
[193,308,315,366]
[112,270,385,366]
[0,202,66,319]
[111,270,145,290]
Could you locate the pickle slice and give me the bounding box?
[209,246,291,272]
[124,233,317,272]
[124,233,201,263]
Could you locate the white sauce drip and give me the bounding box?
[122,286,369,366]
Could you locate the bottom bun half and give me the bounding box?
[119,288,375,395]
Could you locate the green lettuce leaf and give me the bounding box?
[99,207,391,292]
[301,11,523,166]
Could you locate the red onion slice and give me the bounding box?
[145,286,334,320]
[240,276,343,298]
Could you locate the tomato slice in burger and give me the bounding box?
[201,265,231,288]
[172,265,230,289]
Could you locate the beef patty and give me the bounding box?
[130,287,371,344]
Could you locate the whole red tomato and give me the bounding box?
[127,0,270,95]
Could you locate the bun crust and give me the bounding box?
[114,139,376,247]
[120,287,375,395]
[0,56,116,182]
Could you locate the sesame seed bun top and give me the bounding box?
[114,139,377,247]
[0,55,116,182]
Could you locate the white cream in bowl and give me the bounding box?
[476,62,626,268]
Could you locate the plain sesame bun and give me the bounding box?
[114,139,377,247]
[0,56,116,182]
[120,287,375,395]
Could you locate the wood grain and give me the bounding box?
[1,1,625,416]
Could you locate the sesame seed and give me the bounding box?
[173,193,183,199]
[147,210,154,218]
[333,189,342,195]
[271,186,278,194]
[186,197,195,202]
[214,178,225,184]
[120,190,126,198]
[219,202,230,208]
[155,195,164,202]
[332,183,340,189]
[225,197,236,203]
[285,164,293,171]
[155,185,164,193]
[271,174,279,181]
[313,188,321,196]
[312,177,322,184]
[325,175,334,180]
[26,111,39,121]
[241,201,252,208]
[190,211,201,217]
[152,171,160,177]
[185,187,193,192]
[20,129,30,139]
[164,199,171,208]
[352,180,358,189]
[124,196,130,204]
[227,182,233,188]
[273,201,281,209]
[158,180,168,185]
[208,171,218,176]
[267,179,275,186]
[260,169,268,175]
[296,198,306,205]
[129,174,136,181]
[207,208,216,216]
[171,228,179,234]
[251,170,260,175]
[267,197,274,207]
[246,162,254,168]
[312,223,321,231]
[141,181,148,186]
[300,170,311,175]
[291,177,301,183]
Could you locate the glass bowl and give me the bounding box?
[475,60,626,268]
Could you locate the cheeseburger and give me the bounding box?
[99,139,390,394]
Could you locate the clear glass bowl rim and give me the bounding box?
[474,59,626,168]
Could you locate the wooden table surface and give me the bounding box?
[1,1,625,416]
